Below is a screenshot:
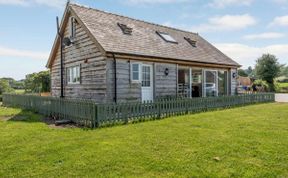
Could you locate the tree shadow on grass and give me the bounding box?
[6,110,43,123]
[5,110,83,129]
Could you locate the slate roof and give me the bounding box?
[68,4,240,67]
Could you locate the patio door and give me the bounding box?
[204,70,218,97]
[141,64,153,102]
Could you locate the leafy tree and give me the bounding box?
[255,54,281,91]
[238,69,248,77]
[280,65,288,77]
[246,66,256,78]
[1,77,24,89]
[24,71,50,93]
[0,79,14,95]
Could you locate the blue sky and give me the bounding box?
[0,0,287,80]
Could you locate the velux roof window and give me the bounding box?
[156,31,177,43]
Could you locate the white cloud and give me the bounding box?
[0,0,66,8]
[274,0,288,4]
[269,15,288,27]
[214,43,288,68]
[243,32,285,40]
[163,14,256,33]
[0,46,48,60]
[0,0,27,6]
[209,0,253,8]
[123,0,191,4]
[192,14,256,33]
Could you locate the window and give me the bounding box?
[142,65,151,87]
[67,65,80,84]
[218,70,228,96]
[184,37,197,47]
[131,63,140,82]
[156,31,177,43]
[117,23,133,35]
[70,17,76,39]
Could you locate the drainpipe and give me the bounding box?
[56,16,64,98]
[112,54,117,103]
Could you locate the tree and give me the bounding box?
[0,79,14,95]
[238,69,248,77]
[246,66,256,78]
[255,54,281,91]
[24,71,50,93]
[280,65,288,77]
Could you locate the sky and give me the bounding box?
[0,0,287,80]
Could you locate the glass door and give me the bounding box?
[141,64,153,102]
[191,68,203,97]
[204,70,218,97]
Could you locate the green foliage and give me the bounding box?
[255,54,281,91]
[24,71,50,93]
[280,65,288,77]
[0,78,24,90]
[238,69,248,77]
[238,66,255,78]
[253,79,269,88]
[0,103,288,177]
[0,79,14,95]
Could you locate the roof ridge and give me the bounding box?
[69,3,199,36]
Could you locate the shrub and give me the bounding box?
[253,80,269,92]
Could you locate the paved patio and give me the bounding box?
[275,94,288,102]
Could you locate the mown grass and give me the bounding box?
[0,103,287,177]
[279,83,288,88]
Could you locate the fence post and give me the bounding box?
[157,100,161,119]
[93,104,100,128]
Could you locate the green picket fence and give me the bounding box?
[95,93,275,127]
[2,94,95,127]
[2,93,275,128]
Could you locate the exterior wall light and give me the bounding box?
[165,68,169,76]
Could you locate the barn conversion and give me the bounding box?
[46,3,240,103]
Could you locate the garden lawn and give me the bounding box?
[0,103,288,177]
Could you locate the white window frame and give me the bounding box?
[130,62,141,83]
[69,17,76,40]
[67,65,80,85]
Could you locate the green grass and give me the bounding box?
[0,103,288,177]
[279,83,288,88]
[14,89,25,94]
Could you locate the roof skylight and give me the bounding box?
[156,31,177,43]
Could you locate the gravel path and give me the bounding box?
[275,94,288,102]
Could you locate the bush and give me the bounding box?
[253,80,269,92]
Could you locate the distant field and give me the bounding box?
[279,83,288,88]
[14,89,25,94]
[0,103,288,177]
[278,83,288,93]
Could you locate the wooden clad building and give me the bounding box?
[46,3,241,103]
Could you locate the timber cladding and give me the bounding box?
[51,16,107,102]
[106,58,141,103]
[155,63,177,97]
